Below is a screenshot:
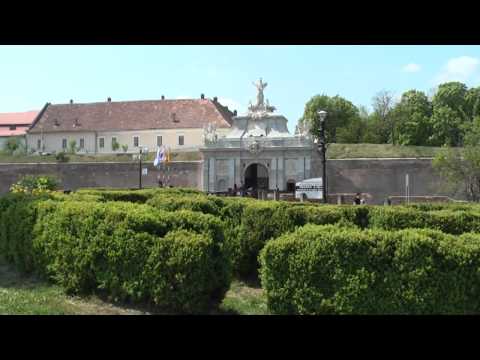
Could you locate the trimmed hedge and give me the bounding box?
[405,202,479,212]
[76,187,203,204]
[260,224,480,314]
[232,202,362,277]
[368,207,480,235]
[146,193,222,216]
[1,196,230,313]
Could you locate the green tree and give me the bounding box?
[68,140,77,154]
[112,138,120,151]
[299,94,360,143]
[336,116,366,143]
[432,82,469,117]
[466,86,480,119]
[429,106,464,146]
[393,90,433,146]
[433,116,480,201]
[371,90,396,144]
[4,137,21,154]
[430,82,471,146]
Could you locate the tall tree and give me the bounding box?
[433,116,480,201]
[393,90,433,146]
[371,90,396,144]
[432,82,469,117]
[431,82,470,146]
[466,86,480,119]
[299,94,360,143]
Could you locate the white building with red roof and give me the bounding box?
[26,95,235,154]
[0,110,39,151]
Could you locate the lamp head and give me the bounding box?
[317,110,327,123]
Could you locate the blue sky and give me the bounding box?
[1,45,480,133]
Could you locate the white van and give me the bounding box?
[295,178,323,200]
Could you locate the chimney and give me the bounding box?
[107,97,111,102]
[201,93,205,100]
[233,110,237,116]
[213,96,218,103]
[161,95,165,100]
[70,99,73,104]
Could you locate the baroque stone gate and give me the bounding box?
[200,79,314,192]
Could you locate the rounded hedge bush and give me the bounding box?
[0,195,230,313]
[259,224,480,314]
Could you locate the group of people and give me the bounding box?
[227,183,277,198]
[353,193,393,205]
[353,193,367,205]
[228,183,250,197]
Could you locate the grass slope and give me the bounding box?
[0,144,461,164]
[0,257,266,315]
[0,151,202,164]
[326,143,456,159]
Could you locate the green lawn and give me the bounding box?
[218,280,269,315]
[0,257,266,315]
[326,143,454,159]
[0,144,460,164]
[0,151,202,163]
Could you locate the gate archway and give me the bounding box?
[244,163,269,190]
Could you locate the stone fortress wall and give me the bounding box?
[0,158,464,204]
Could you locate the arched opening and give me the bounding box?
[244,163,269,191]
[286,179,296,193]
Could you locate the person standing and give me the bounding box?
[354,193,361,205]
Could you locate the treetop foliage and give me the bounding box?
[300,81,480,147]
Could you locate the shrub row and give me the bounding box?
[60,188,480,279]
[76,187,202,204]
[0,196,230,313]
[368,207,480,234]
[146,193,223,216]
[231,203,365,277]
[260,224,480,314]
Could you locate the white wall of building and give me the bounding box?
[27,127,230,154]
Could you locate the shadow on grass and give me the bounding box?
[237,274,262,289]
[1,257,264,315]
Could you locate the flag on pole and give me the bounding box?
[166,147,171,164]
[153,146,166,167]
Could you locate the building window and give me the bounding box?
[37,139,41,150]
[112,137,118,150]
[157,135,162,147]
[99,137,105,149]
[9,125,16,131]
[79,138,85,149]
[178,135,184,146]
[62,139,67,149]
[133,136,139,147]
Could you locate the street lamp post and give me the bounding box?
[139,147,143,190]
[317,110,328,203]
[138,146,148,190]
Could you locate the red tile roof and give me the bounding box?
[0,111,39,126]
[0,126,30,136]
[28,98,233,134]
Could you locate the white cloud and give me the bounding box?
[434,56,480,84]
[402,63,421,73]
